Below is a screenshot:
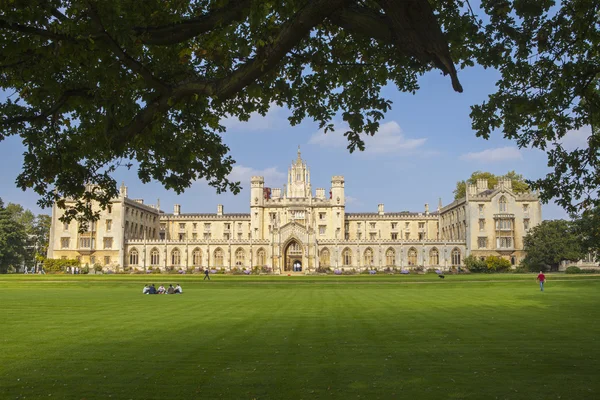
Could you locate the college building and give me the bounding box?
[47,148,542,272]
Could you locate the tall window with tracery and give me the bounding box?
[214,248,224,267]
[319,248,330,266]
[342,248,352,266]
[452,248,461,265]
[257,248,266,266]
[150,249,159,266]
[408,248,418,266]
[499,196,507,212]
[429,248,439,265]
[385,248,395,266]
[364,248,374,267]
[235,248,245,267]
[192,249,202,266]
[171,249,181,265]
[129,249,138,265]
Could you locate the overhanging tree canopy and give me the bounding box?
[1,0,599,221]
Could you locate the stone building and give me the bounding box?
[47,148,542,272]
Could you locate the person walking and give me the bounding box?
[537,271,546,291]
[204,268,210,281]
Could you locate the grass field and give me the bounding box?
[1,274,599,399]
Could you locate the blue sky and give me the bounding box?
[0,65,587,219]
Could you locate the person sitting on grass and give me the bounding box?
[167,284,175,295]
[148,284,157,295]
[174,284,183,294]
[142,285,150,294]
[157,285,166,294]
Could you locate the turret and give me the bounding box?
[378,204,384,216]
[331,176,345,205]
[250,176,265,206]
[174,204,181,215]
[217,204,223,216]
[119,181,128,198]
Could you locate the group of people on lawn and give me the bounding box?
[143,284,182,295]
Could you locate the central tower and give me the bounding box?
[287,146,312,198]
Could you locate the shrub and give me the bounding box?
[464,255,487,273]
[93,263,103,272]
[426,268,438,274]
[485,256,511,272]
[43,258,80,273]
[566,266,581,274]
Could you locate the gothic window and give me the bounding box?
[319,225,326,235]
[479,219,485,231]
[103,237,113,249]
[408,248,417,266]
[235,248,245,267]
[499,196,507,212]
[129,249,139,265]
[478,237,487,249]
[342,248,352,266]
[257,248,266,266]
[364,248,374,267]
[452,248,461,265]
[296,173,301,181]
[150,248,159,265]
[429,248,439,265]
[171,248,181,265]
[214,248,224,267]
[60,237,70,249]
[386,248,395,266]
[391,233,398,240]
[192,248,202,266]
[524,219,530,230]
[320,248,330,266]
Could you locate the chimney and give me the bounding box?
[217,204,223,216]
[378,204,384,216]
[174,204,181,215]
[438,198,442,211]
[425,203,429,215]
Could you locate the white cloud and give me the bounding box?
[559,126,590,151]
[222,103,289,131]
[459,146,522,162]
[345,195,362,206]
[308,121,427,155]
[229,165,285,185]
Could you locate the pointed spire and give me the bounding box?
[296,145,302,164]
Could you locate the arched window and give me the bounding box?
[452,248,461,265]
[192,248,202,266]
[214,248,224,267]
[499,196,507,213]
[364,248,374,267]
[319,248,330,267]
[235,248,245,267]
[129,249,139,265]
[342,248,352,266]
[386,248,395,266]
[171,248,181,265]
[257,248,266,266]
[150,248,159,266]
[408,248,418,266]
[429,248,439,265]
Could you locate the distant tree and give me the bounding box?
[522,220,585,272]
[0,198,28,273]
[572,207,600,262]
[453,171,529,200]
[33,214,52,262]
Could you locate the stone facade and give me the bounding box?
[47,149,542,272]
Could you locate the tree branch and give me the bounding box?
[328,6,393,43]
[133,0,253,45]
[1,88,91,126]
[0,19,72,41]
[86,6,171,94]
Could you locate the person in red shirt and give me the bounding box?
[537,271,546,291]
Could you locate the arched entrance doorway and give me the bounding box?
[284,239,303,272]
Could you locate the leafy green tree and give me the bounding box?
[464,255,486,273]
[0,1,598,220]
[453,171,529,200]
[0,198,28,273]
[572,207,600,262]
[522,220,585,272]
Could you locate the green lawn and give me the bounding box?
[1,274,599,399]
